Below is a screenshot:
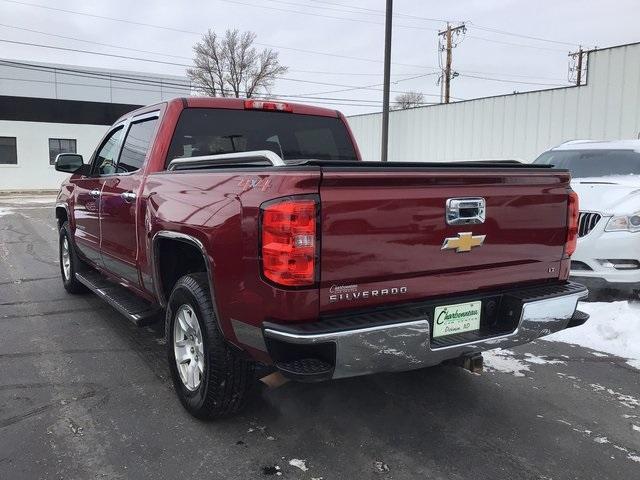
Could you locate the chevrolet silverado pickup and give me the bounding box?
[54,97,588,419]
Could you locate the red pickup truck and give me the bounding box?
[55,97,588,419]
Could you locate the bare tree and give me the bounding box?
[393,91,425,110]
[187,29,288,98]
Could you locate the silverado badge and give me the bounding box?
[441,232,486,253]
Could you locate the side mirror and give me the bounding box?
[55,153,84,173]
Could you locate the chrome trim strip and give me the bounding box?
[264,288,587,379]
[167,150,286,171]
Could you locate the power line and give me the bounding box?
[302,1,584,48]
[0,0,436,69]
[0,20,569,84]
[279,0,585,49]
[0,22,433,77]
[219,0,439,32]
[0,38,193,67]
[305,0,454,23]
[466,34,568,53]
[0,59,192,89]
[0,59,438,107]
[0,38,441,96]
[0,23,194,60]
[468,22,584,48]
[459,73,568,86]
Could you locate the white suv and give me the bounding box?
[534,140,640,298]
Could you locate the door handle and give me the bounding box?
[90,189,101,198]
[446,197,486,225]
[121,191,137,203]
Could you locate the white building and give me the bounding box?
[348,42,640,163]
[0,59,190,192]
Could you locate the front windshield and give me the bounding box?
[533,149,640,178]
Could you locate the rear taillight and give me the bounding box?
[261,198,317,287]
[244,99,292,112]
[565,190,579,257]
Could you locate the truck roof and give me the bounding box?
[119,96,341,123]
[551,139,640,152]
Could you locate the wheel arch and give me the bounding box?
[55,203,71,230]
[151,231,213,307]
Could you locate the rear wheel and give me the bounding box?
[166,273,255,419]
[59,222,87,294]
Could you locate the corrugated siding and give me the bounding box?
[348,43,640,163]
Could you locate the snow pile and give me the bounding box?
[544,301,640,370]
[288,459,308,472]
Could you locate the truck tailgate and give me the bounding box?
[319,166,570,312]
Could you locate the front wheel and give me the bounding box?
[59,221,87,294]
[166,273,255,419]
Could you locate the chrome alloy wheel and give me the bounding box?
[173,304,205,391]
[61,237,71,281]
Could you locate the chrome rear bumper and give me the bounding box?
[264,282,588,379]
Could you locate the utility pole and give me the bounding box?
[380,0,393,162]
[438,22,466,103]
[569,46,584,86]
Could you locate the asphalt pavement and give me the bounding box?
[0,195,638,480]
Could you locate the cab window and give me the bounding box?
[117,117,159,173]
[93,126,124,175]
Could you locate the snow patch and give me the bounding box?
[544,301,640,370]
[523,353,565,365]
[483,349,531,377]
[590,384,639,409]
[0,207,15,217]
[484,349,567,376]
[0,196,57,205]
[289,459,308,472]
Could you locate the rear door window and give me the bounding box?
[166,108,357,167]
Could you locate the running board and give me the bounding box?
[76,270,160,326]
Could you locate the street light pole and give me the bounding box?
[380,0,393,162]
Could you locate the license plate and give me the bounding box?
[433,301,481,338]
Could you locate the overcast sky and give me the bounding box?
[1,0,639,115]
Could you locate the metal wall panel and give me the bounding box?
[348,43,640,163]
[0,59,190,106]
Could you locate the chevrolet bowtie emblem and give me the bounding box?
[441,232,486,253]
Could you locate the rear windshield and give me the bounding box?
[533,149,640,178]
[166,108,358,166]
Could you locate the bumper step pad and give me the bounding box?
[568,309,590,328]
[76,270,160,326]
[275,358,333,382]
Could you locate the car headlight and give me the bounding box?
[605,212,640,232]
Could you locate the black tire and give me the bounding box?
[166,273,255,419]
[59,221,88,294]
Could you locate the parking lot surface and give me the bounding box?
[1,195,638,480]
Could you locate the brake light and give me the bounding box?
[261,198,317,287]
[244,99,292,112]
[565,190,579,257]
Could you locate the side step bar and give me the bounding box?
[76,270,160,326]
